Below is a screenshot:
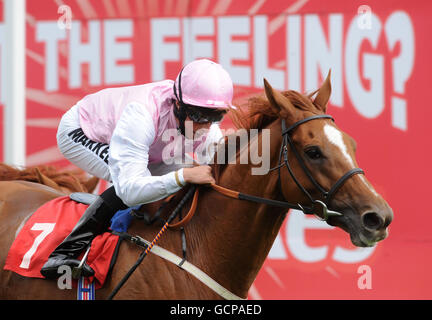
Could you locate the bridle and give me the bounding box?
[269,114,364,220]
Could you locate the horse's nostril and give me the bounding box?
[362,212,384,230]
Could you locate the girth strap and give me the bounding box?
[111,231,245,300]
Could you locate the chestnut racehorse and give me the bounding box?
[0,76,393,299]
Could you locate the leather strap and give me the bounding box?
[326,168,364,203]
[209,184,313,212]
[282,114,334,135]
[210,184,239,198]
[168,187,200,229]
[122,234,245,300]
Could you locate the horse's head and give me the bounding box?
[263,72,393,247]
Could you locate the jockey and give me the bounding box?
[40,59,234,278]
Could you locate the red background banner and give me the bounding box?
[0,0,431,299]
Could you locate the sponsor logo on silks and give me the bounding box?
[68,128,109,164]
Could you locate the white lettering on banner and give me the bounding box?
[333,243,375,263]
[254,16,284,90]
[35,19,134,91]
[357,5,372,30]
[218,16,251,86]
[22,12,415,132]
[104,19,134,85]
[287,211,333,263]
[286,15,301,91]
[305,14,343,107]
[35,22,66,92]
[69,20,101,88]
[384,11,415,131]
[345,14,384,119]
[268,233,288,259]
[183,17,214,64]
[151,18,180,82]
[148,13,414,131]
[268,210,376,263]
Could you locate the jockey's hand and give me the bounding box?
[183,165,215,185]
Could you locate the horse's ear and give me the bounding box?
[34,167,60,190]
[263,78,296,119]
[83,176,99,193]
[313,69,332,113]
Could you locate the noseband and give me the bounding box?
[271,115,364,220]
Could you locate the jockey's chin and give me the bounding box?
[184,118,212,140]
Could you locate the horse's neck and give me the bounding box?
[188,121,287,298]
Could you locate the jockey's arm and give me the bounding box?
[109,102,186,207]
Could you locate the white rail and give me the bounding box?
[3,0,26,166]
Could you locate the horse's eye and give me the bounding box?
[305,147,323,160]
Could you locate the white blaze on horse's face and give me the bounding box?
[323,124,379,198]
[323,124,354,167]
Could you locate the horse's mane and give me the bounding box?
[0,163,98,193]
[229,89,321,130]
[212,89,321,182]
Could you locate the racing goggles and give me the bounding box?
[182,104,227,123]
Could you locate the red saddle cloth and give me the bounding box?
[3,196,120,289]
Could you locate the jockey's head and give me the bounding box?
[173,59,234,138]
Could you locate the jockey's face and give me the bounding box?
[190,118,212,131]
[181,117,212,140]
[175,101,225,139]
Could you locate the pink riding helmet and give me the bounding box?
[174,59,235,110]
